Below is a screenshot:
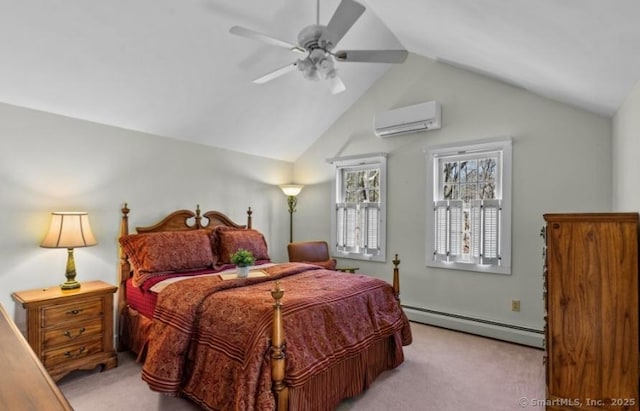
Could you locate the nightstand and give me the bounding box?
[12,280,118,382]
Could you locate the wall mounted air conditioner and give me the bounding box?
[374,101,442,138]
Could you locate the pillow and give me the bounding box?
[214,227,270,265]
[208,226,249,262]
[119,229,214,287]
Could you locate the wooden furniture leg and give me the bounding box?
[392,253,400,301]
[271,281,288,411]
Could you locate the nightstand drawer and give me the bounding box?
[44,318,103,347]
[42,298,103,328]
[43,337,103,368]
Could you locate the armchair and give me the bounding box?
[287,241,358,272]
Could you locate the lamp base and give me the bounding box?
[61,248,81,290]
[61,280,81,290]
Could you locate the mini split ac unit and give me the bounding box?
[374,101,442,138]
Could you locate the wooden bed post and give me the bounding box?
[194,205,202,228]
[247,207,252,229]
[392,254,400,301]
[117,203,131,351]
[270,281,288,411]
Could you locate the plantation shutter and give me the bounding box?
[434,201,448,260]
[469,200,482,264]
[468,199,501,265]
[336,203,357,252]
[433,200,463,262]
[448,201,463,259]
[344,204,357,250]
[364,203,380,254]
[481,200,501,265]
[336,205,345,249]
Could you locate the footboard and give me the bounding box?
[269,256,402,411]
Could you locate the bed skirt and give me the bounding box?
[120,307,153,361]
[287,332,405,411]
[122,306,406,410]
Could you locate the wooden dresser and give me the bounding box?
[543,213,639,411]
[12,280,118,382]
[0,302,72,410]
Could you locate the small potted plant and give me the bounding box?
[230,248,255,278]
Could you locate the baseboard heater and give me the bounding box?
[402,305,544,348]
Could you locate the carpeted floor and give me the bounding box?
[58,322,545,411]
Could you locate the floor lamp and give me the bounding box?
[280,184,303,243]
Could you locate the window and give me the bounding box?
[426,137,511,274]
[329,153,387,262]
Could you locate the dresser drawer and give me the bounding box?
[44,318,103,348]
[43,337,103,368]
[42,298,103,328]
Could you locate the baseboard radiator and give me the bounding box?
[403,305,544,348]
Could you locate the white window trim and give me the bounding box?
[425,137,512,275]
[328,153,387,262]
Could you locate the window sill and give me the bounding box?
[335,252,386,263]
[426,259,511,275]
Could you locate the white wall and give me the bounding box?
[0,103,293,320]
[612,79,640,210]
[293,54,612,345]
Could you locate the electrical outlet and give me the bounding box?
[512,300,521,312]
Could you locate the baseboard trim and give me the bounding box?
[403,305,544,348]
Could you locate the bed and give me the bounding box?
[117,204,412,411]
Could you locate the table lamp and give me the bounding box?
[41,212,97,290]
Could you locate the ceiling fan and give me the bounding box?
[229,0,408,94]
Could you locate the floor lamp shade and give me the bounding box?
[41,212,97,290]
[280,184,303,197]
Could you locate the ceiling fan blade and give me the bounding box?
[230,26,306,54]
[252,62,298,84]
[334,49,408,64]
[330,75,346,95]
[320,0,366,49]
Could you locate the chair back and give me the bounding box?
[287,241,337,270]
[287,241,330,262]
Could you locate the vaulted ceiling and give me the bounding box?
[1,0,639,161]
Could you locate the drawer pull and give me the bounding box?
[63,327,86,339]
[63,346,86,358]
[66,308,84,316]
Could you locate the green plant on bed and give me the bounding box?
[230,248,255,267]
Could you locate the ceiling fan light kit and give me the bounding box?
[298,47,337,81]
[230,0,408,94]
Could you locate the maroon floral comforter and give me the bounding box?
[142,263,412,411]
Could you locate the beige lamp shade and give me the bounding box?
[280,184,304,197]
[41,212,96,290]
[41,212,97,249]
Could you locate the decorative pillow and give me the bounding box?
[208,226,246,262]
[119,229,214,287]
[215,227,270,265]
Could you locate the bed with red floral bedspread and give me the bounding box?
[117,205,412,411]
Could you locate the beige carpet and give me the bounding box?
[59,322,545,411]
